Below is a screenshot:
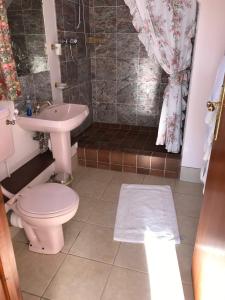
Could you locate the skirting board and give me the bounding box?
[180,166,201,183]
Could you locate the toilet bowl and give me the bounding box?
[7,183,79,254]
[0,105,80,255]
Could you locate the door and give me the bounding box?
[0,189,22,300]
[192,78,225,299]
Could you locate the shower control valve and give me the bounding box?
[60,38,78,45]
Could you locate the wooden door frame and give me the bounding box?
[0,189,22,300]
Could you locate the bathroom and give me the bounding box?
[0,0,225,299]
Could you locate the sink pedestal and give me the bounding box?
[50,132,72,175]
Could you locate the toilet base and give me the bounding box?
[23,222,64,254]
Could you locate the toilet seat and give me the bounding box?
[17,183,79,219]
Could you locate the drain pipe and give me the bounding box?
[7,209,23,228]
[1,185,23,229]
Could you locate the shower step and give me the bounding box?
[1,150,54,202]
[76,123,181,178]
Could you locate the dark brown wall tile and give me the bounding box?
[95,0,116,6]
[94,7,116,33]
[150,169,164,177]
[137,168,149,175]
[98,163,110,170]
[86,160,98,168]
[78,159,85,166]
[111,151,123,165]
[151,153,166,170]
[77,147,85,159]
[116,6,136,33]
[85,148,98,161]
[123,166,136,173]
[137,155,150,169]
[165,171,179,178]
[98,149,110,163]
[166,157,181,172]
[123,153,136,167]
[111,164,122,171]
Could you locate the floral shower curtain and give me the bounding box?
[124,0,196,153]
[0,0,20,100]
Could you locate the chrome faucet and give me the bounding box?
[34,100,53,114]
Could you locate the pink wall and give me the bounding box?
[182,0,225,169]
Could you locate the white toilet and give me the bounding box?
[0,106,79,254]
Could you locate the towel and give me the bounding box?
[114,184,180,244]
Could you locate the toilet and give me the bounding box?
[0,106,79,254]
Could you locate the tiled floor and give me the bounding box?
[11,155,203,300]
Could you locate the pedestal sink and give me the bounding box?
[16,103,89,175]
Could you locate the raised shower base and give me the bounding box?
[76,123,181,178]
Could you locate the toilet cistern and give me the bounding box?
[16,103,89,175]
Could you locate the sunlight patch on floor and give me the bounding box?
[144,231,185,300]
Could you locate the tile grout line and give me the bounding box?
[40,251,68,298]
[61,222,88,256]
[99,264,114,300]
[112,241,121,265]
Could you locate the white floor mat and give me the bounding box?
[114,184,180,244]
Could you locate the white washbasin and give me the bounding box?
[16,103,89,175]
[17,103,89,133]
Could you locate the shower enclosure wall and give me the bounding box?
[54,0,181,178]
[55,0,168,128]
[89,1,168,127]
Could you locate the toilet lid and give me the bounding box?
[17,183,78,216]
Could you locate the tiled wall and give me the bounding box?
[7,0,52,103]
[77,123,181,178]
[89,0,168,127]
[55,0,93,133]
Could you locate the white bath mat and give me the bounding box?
[114,184,180,244]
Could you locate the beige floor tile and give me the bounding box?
[61,219,85,253]
[78,167,114,184]
[101,266,150,300]
[22,292,41,300]
[100,183,122,203]
[88,201,118,228]
[72,178,108,199]
[12,220,85,255]
[183,283,194,300]
[71,158,87,184]
[10,226,22,239]
[69,224,120,264]
[111,172,144,185]
[174,193,202,218]
[71,155,81,170]
[74,196,97,222]
[177,215,199,245]
[13,242,65,297]
[70,171,83,185]
[175,180,203,197]
[143,175,176,191]
[44,255,111,300]
[176,244,194,284]
[114,243,148,273]
[13,228,28,244]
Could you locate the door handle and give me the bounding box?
[207,77,225,141]
[207,101,221,112]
